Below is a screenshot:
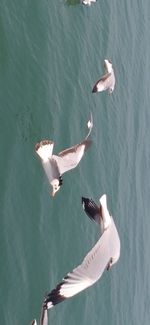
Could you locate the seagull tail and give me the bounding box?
[85,112,93,140]
[35,140,54,162]
[82,197,100,224]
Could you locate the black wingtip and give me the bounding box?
[82,197,100,224]
[43,282,67,309]
[92,85,97,93]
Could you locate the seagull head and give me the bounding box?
[51,179,60,197]
[108,87,114,94]
[104,59,113,73]
[99,194,111,231]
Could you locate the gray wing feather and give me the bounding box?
[96,73,112,90]
[44,220,120,309]
[53,140,92,175]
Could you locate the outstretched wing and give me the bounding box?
[53,113,93,175]
[43,224,116,309]
[53,140,92,175]
[35,140,54,162]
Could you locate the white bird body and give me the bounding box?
[43,194,120,309]
[92,59,115,94]
[82,0,97,6]
[35,115,93,196]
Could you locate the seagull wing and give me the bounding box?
[92,73,112,92]
[35,141,54,161]
[44,218,120,309]
[52,113,93,175]
[53,139,92,175]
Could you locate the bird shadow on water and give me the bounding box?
[66,0,81,6]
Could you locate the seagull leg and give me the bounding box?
[59,176,63,186]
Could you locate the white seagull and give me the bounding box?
[35,114,93,197]
[92,59,115,94]
[31,308,48,325]
[82,0,97,6]
[43,194,120,309]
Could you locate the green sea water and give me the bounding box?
[1,1,150,324]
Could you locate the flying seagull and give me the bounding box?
[92,59,115,94]
[43,194,120,309]
[35,114,93,197]
[31,308,48,325]
[82,0,97,6]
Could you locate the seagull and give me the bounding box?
[43,194,120,309]
[92,59,115,94]
[82,0,97,6]
[31,308,48,325]
[35,114,93,197]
